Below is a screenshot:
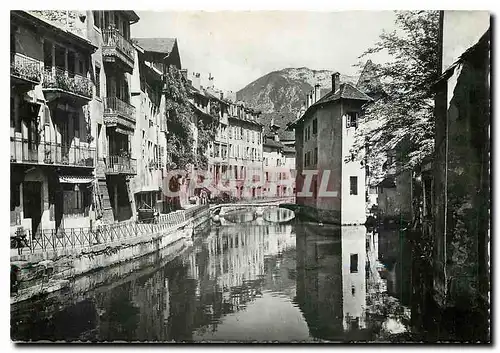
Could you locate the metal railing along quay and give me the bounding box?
[11,205,209,254]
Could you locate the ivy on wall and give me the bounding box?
[163,66,219,171]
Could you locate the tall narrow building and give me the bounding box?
[10,11,97,237]
[289,73,372,225]
[129,38,181,215]
[91,10,140,223]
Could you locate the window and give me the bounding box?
[54,45,66,70]
[93,11,102,29]
[95,66,101,98]
[67,51,75,75]
[313,118,317,134]
[304,152,307,167]
[74,115,80,138]
[104,11,110,29]
[350,176,358,195]
[10,97,15,129]
[347,112,358,129]
[314,147,318,165]
[350,254,358,273]
[78,60,84,75]
[11,28,15,54]
[63,184,90,216]
[43,40,53,69]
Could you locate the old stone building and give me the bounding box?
[10,11,97,238]
[262,119,292,198]
[289,73,372,225]
[227,103,264,199]
[128,38,181,218]
[90,10,140,224]
[431,10,490,339]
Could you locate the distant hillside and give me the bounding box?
[236,67,358,138]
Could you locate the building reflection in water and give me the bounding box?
[294,222,405,341]
[11,209,412,342]
[341,226,367,332]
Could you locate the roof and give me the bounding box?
[132,38,177,55]
[59,175,94,184]
[315,82,373,105]
[278,129,295,141]
[13,11,96,52]
[122,11,140,23]
[377,176,396,189]
[432,27,490,91]
[229,115,263,127]
[263,138,284,149]
[282,146,296,154]
[288,82,373,129]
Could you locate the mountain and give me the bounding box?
[236,67,359,139]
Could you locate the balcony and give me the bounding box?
[105,155,137,175]
[102,29,135,73]
[10,137,95,168]
[42,67,93,105]
[103,97,136,129]
[10,53,42,86]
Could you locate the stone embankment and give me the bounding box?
[10,205,209,304]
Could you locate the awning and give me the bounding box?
[59,176,94,184]
[115,127,134,136]
[135,186,161,193]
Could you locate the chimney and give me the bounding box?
[180,69,188,81]
[208,73,214,90]
[308,92,313,107]
[219,91,224,100]
[192,72,201,90]
[332,72,340,93]
[314,84,320,103]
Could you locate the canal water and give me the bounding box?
[11,208,413,342]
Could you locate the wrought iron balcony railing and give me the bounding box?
[42,67,93,99]
[104,97,136,122]
[105,154,137,175]
[102,28,135,64]
[10,53,42,84]
[10,137,95,167]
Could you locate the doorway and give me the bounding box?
[23,181,42,236]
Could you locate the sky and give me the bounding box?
[131,11,398,93]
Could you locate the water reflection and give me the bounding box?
[222,209,256,223]
[11,210,412,342]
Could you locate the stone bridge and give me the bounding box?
[209,197,297,224]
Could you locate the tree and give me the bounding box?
[351,11,440,183]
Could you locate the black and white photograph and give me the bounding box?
[8,6,491,343]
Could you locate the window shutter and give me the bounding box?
[160,146,165,168]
